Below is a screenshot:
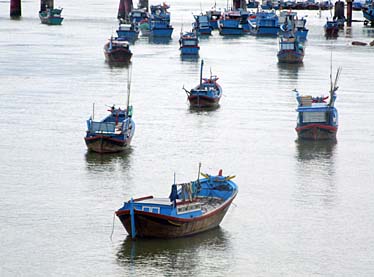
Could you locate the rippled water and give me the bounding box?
[1,0,374,276]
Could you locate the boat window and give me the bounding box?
[183,40,198,46]
[302,112,327,123]
[280,43,295,50]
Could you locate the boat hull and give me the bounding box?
[85,135,132,153]
[180,46,200,55]
[104,48,132,63]
[219,27,244,35]
[116,198,234,238]
[295,29,308,41]
[116,30,139,41]
[277,50,304,64]
[150,27,173,38]
[250,26,279,36]
[296,124,337,140]
[188,95,221,108]
[363,9,374,22]
[39,14,64,25]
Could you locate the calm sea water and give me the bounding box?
[1,0,374,276]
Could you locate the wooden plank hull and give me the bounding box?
[278,50,304,64]
[85,135,132,153]
[116,198,234,238]
[296,124,337,140]
[188,95,220,108]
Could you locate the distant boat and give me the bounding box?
[295,67,341,140]
[249,11,280,36]
[39,8,64,25]
[324,19,339,37]
[363,2,374,23]
[219,10,250,36]
[192,14,213,35]
[277,32,304,64]
[179,31,200,55]
[247,0,259,8]
[129,9,150,36]
[85,69,135,153]
[278,11,308,41]
[149,4,173,37]
[116,165,238,239]
[103,37,132,64]
[205,8,221,30]
[183,60,222,108]
[116,22,139,42]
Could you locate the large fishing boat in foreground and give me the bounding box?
[116,166,238,239]
[103,37,132,63]
[295,67,341,140]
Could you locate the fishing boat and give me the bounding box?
[294,67,341,140]
[39,8,64,25]
[206,9,222,30]
[218,10,250,36]
[324,19,339,37]
[319,0,334,10]
[116,166,238,239]
[363,2,374,23]
[116,22,139,41]
[277,32,305,64]
[279,11,309,41]
[103,37,132,63]
[179,31,200,55]
[183,60,222,108]
[149,4,173,37]
[247,0,259,8]
[193,14,213,35]
[249,11,279,36]
[85,70,135,153]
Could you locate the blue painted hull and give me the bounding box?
[180,47,199,55]
[295,29,308,41]
[219,28,244,35]
[251,26,279,36]
[363,9,374,21]
[150,27,173,37]
[196,27,212,36]
[277,50,304,63]
[116,30,139,41]
[210,20,219,29]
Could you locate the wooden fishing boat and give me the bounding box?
[206,8,221,30]
[277,32,305,64]
[192,14,213,35]
[85,69,135,153]
[249,11,280,36]
[324,19,339,37]
[278,11,309,41]
[116,166,238,239]
[39,8,63,25]
[183,60,222,108]
[179,31,200,55]
[219,10,251,36]
[103,37,132,64]
[149,4,173,37]
[295,67,341,140]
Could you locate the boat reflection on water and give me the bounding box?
[294,140,337,207]
[180,55,200,63]
[148,37,173,45]
[116,227,230,274]
[84,148,133,173]
[188,104,221,113]
[277,62,304,81]
[107,60,132,69]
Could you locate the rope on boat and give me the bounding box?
[110,211,116,241]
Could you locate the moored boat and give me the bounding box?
[193,14,213,35]
[218,10,250,36]
[116,166,238,239]
[116,22,139,42]
[39,8,64,25]
[179,31,200,55]
[249,11,279,36]
[363,2,374,23]
[277,32,305,64]
[324,19,339,37]
[149,4,173,37]
[183,60,222,108]
[206,9,222,30]
[295,67,341,140]
[279,11,309,41]
[103,37,132,64]
[85,70,135,153]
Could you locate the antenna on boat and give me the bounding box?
[200,59,204,88]
[197,162,202,191]
[92,102,95,120]
[174,172,176,185]
[126,64,132,114]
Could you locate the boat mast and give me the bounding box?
[200,59,204,88]
[126,65,132,115]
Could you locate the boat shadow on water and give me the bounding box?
[277,62,304,80]
[84,148,133,172]
[116,227,230,271]
[106,60,132,68]
[188,104,221,113]
[148,37,173,45]
[180,55,200,63]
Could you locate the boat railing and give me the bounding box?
[89,121,116,133]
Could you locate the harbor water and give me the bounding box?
[1,0,374,275]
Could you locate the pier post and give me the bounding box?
[334,1,345,20]
[10,0,21,18]
[346,0,353,27]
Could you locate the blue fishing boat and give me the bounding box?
[279,11,308,41]
[206,9,222,30]
[193,14,213,35]
[183,60,222,108]
[129,9,149,23]
[324,19,339,37]
[249,11,279,36]
[319,0,334,10]
[218,10,250,36]
[103,37,132,63]
[179,31,200,55]
[305,0,320,9]
[116,166,238,239]
[39,8,64,25]
[277,32,305,64]
[85,70,135,153]
[247,0,259,8]
[116,22,139,41]
[149,4,173,37]
[295,67,341,140]
[363,2,374,23]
